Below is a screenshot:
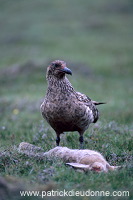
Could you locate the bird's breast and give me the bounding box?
[41,94,95,133]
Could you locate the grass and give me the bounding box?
[0,0,133,199]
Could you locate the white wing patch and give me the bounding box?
[86,106,94,122]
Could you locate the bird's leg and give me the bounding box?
[79,132,84,149]
[56,133,60,146]
[79,136,84,149]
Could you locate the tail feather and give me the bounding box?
[92,101,106,105]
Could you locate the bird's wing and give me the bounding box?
[75,92,93,106]
[75,92,106,106]
[75,92,99,123]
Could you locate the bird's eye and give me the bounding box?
[51,61,61,68]
[54,63,60,67]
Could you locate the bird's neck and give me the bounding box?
[47,76,74,94]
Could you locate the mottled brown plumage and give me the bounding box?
[41,60,105,148]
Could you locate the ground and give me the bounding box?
[0,0,133,199]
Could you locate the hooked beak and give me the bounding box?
[59,67,72,75]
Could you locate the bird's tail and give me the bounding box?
[92,101,106,105]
